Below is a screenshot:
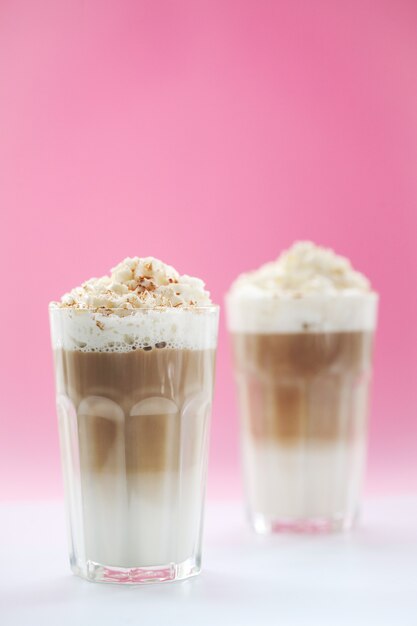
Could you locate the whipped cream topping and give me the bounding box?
[50,257,218,352]
[55,256,212,310]
[226,242,378,333]
[229,242,372,298]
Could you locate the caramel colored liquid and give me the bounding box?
[232,331,373,444]
[55,347,215,473]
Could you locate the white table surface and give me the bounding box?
[1,495,416,626]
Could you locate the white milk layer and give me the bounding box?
[242,439,366,521]
[57,392,210,569]
[226,293,378,333]
[49,305,218,351]
[80,469,203,567]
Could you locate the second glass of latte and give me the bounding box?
[226,242,378,533]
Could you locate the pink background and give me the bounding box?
[1,0,416,500]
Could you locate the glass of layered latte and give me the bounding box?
[226,242,378,533]
[49,257,219,583]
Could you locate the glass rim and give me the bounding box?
[224,291,379,303]
[48,302,220,313]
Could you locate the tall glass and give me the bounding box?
[226,294,378,533]
[49,305,219,583]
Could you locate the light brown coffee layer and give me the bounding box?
[232,331,374,444]
[54,347,215,473]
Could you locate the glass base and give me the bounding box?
[249,511,358,534]
[71,556,201,584]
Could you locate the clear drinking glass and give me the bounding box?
[226,294,378,533]
[49,305,219,583]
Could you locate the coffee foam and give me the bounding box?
[226,293,378,333]
[55,256,213,311]
[49,306,219,352]
[227,242,378,333]
[229,241,372,298]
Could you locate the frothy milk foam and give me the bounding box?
[227,241,377,333]
[51,255,217,352]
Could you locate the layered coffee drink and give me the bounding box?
[50,257,218,582]
[226,242,378,532]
